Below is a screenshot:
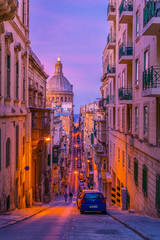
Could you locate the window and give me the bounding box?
[136,12,139,37]
[142,165,148,197]
[134,158,138,185]
[118,148,120,163]
[144,106,148,138]
[110,141,112,153]
[61,97,63,102]
[23,136,25,156]
[56,97,59,101]
[122,108,125,130]
[135,59,139,85]
[122,151,125,167]
[156,174,160,214]
[16,62,19,99]
[128,155,131,172]
[0,129,1,171]
[135,107,139,135]
[23,67,25,101]
[22,0,25,24]
[122,71,125,88]
[68,97,70,102]
[104,163,106,170]
[48,154,51,166]
[52,97,54,102]
[127,105,132,132]
[6,138,11,167]
[65,97,67,102]
[0,48,1,96]
[16,125,19,169]
[117,108,120,128]
[110,109,112,125]
[91,133,94,145]
[113,143,115,158]
[7,55,11,98]
[144,50,149,70]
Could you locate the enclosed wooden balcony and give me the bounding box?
[119,0,133,24]
[119,43,133,64]
[107,65,116,78]
[142,66,160,97]
[107,3,116,21]
[118,87,132,104]
[106,33,116,50]
[142,1,160,35]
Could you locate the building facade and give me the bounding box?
[103,0,160,217]
[0,0,31,211]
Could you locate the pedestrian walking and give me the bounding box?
[64,192,68,202]
[69,192,73,203]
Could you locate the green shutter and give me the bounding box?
[48,154,51,166]
[91,133,94,145]
[156,174,160,214]
[142,165,148,196]
[94,121,97,137]
[134,159,138,185]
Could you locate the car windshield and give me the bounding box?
[84,193,103,199]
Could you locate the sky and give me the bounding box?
[29,0,109,113]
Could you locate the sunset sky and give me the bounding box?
[29,0,109,113]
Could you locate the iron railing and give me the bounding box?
[107,2,116,16]
[143,66,160,90]
[118,87,132,100]
[107,95,115,104]
[107,64,116,74]
[107,33,116,45]
[119,42,133,59]
[119,0,133,18]
[143,0,160,27]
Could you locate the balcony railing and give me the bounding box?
[107,3,116,16]
[143,66,160,90]
[107,65,116,74]
[119,43,133,59]
[107,33,116,45]
[143,0,160,27]
[107,95,115,104]
[118,87,132,100]
[119,0,133,18]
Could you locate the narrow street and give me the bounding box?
[0,199,143,240]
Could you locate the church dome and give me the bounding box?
[47,58,73,94]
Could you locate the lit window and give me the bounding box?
[136,12,139,37]
[122,151,125,167]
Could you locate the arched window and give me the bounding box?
[6,138,11,167]
[52,97,54,102]
[61,97,63,102]
[65,97,67,102]
[68,97,70,102]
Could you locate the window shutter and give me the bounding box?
[16,125,19,169]
[134,158,138,185]
[91,133,94,145]
[48,154,51,166]
[94,121,97,137]
[142,165,148,196]
[156,174,160,214]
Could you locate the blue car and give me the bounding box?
[79,191,106,214]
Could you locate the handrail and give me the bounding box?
[143,0,160,27]
[107,95,115,104]
[107,33,116,44]
[107,64,116,74]
[118,87,132,100]
[143,66,160,90]
[119,42,133,59]
[119,0,133,18]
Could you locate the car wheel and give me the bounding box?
[102,211,107,215]
[80,209,84,214]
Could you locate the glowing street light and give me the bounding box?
[74,171,78,174]
[75,144,78,148]
[44,137,51,142]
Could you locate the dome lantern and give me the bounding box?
[55,56,62,75]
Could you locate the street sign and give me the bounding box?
[25,166,29,171]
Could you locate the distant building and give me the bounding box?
[46,58,74,195]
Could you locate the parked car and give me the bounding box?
[77,190,90,209]
[79,190,106,214]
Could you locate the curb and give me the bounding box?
[107,211,151,240]
[0,202,60,230]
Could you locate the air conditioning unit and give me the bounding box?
[129,137,134,146]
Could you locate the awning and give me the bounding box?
[105,172,112,183]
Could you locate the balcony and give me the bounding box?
[107,95,115,106]
[107,3,116,21]
[119,43,133,64]
[143,1,160,35]
[142,66,160,97]
[106,33,116,50]
[107,65,116,78]
[119,0,133,24]
[118,87,132,104]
